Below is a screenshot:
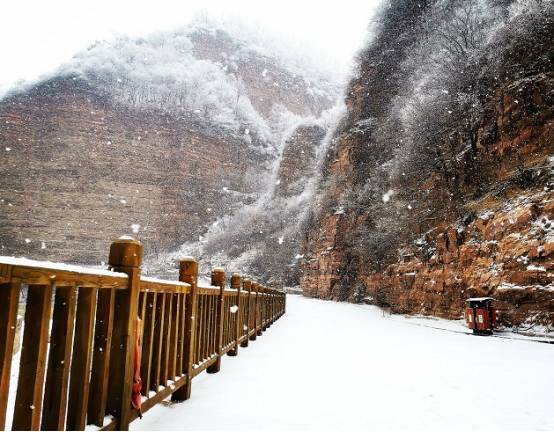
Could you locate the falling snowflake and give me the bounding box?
[382,190,394,203]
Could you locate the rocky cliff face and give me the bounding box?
[0,77,261,263]
[0,24,338,267]
[300,0,554,331]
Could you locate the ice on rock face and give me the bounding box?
[131,224,140,234]
[278,236,284,245]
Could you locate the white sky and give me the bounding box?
[0,0,382,94]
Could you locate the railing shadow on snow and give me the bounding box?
[0,237,286,431]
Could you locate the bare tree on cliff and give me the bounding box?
[395,0,502,198]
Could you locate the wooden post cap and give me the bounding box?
[211,268,225,286]
[179,258,198,282]
[230,273,241,289]
[108,237,143,268]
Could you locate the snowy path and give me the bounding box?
[132,295,554,431]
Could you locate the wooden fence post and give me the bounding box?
[228,273,241,357]
[13,283,53,431]
[249,282,258,341]
[207,268,225,373]
[105,238,143,431]
[240,279,251,348]
[257,285,264,336]
[172,257,198,401]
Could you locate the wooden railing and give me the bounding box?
[0,238,286,431]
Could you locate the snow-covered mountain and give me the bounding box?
[0,20,341,267]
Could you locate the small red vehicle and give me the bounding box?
[464,297,496,335]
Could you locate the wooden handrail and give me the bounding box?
[0,238,286,431]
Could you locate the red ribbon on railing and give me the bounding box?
[131,317,143,418]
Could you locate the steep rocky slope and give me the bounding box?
[301,0,554,331]
[0,23,338,265]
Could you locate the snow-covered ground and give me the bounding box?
[132,295,554,431]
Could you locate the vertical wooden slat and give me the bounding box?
[141,292,156,397]
[199,296,205,361]
[41,285,77,431]
[172,258,198,401]
[12,284,53,431]
[210,296,216,355]
[87,288,116,427]
[195,296,201,363]
[167,293,180,382]
[150,293,166,392]
[206,296,212,357]
[176,293,186,376]
[105,238,143,431]
[223,297,229,347]
[159,292,172,387]
[66,287,98,430]
[194,299,200,365]
[0,282,20,430]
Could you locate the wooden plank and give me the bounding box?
[210,296,216,356]
[140,292,156,397]
[159,293,172,387]
[10,266,126,289]
[41,285,77,431]
[167,294,180,381]
[250,283,258,341]
[88,288,116,426]
[12,284,53,431]
[150,293,166,393]
[197,287,220,295]
[198,296,205,362]
[176,293,187,376]
[66,287,98,430]
[0,282,20,430]
[205,296,211,359]
[191,356,218,378]
[139,280,190,294]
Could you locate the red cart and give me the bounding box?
[464,297,496,335]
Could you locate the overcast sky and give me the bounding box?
[0,0,382,94]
